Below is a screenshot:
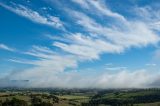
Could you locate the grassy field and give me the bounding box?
[0,92,90,106]
[1,89,160,106]
[102,90,159,99]
[58,95,89,99]
[134,102,160,106]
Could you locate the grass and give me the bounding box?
[103,90,160,100]
[58,95,89,100]
[134,102,160,106]
[1,89,160,106]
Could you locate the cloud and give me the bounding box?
[72,0,126,21]
[105,64,127,71]
[105,63,113,66]
[10,46,77,70]
[0,44,15,52]
[72,0,90,9]
[105,67,127,71]
[70,0,160,48]
[95,69,159,88]
[1,68,160,88]
[29,45,56,54]
[52,8,159,60]
[134,6,160,31]
[146,63,156,66]
[72,11,159,47]
[2,45,160,88]
[53,33,123,60]
[2,45,78,88]
[87,0,126,21]
[0,3,64,29]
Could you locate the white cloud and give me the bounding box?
[0,44,15,52]
[52,9,159,60]
[72,11,159,47]
[71,0,90,9]
[105,63,113,66]
[87,0,126,21]
[0,3,64,29]
[10,55,77,72]
[95,69,158,88]
[9,59,36,65]
[69,0,160,50]
[3,45,78,87]
[72,0,126,21]
[146,63,156,66]
[53,33,123,60]
[30,45,55,54]
[2,68,160,88]
[3,45,160,88]
[134,6,160,31]
[105,67,127,71]
[11,46,77,70]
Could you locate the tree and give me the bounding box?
[2,98,28,106]
[0,100,2,106]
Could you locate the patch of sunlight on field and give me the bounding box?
[58,95,89,100]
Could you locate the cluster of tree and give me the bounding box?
[40,94,59,103]
[86,99,134,106]
[31,96,53,106]
[29,93,59,104]
[0,98,28,106]
[133,94,160,103]
[0,94,15,97]
[51,95,59,103]
[0,96,58,106]
[68,99,79,106]
[82,92,160,106]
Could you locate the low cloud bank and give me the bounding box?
[1,69,159,88]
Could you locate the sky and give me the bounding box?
[0,0,160,88]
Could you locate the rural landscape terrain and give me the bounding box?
[1,88,160,106]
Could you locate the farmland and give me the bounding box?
[1,88,160,106]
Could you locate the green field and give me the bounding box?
[1,89,160,106]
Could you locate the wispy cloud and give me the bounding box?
[0,3,65,30]
[9,46,77,71]
[146,63,157,66]
[71,0,90,9]
[4,45,78,87]
[53,33,123,60]
[105,66,127,71]
[9,59,35,65]
[72,10,159,46]
[72,0,126,21]
[52,7,159,60]
[134,6,160,31]
[0,44,15,52]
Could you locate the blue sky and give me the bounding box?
[0,0,160,88]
